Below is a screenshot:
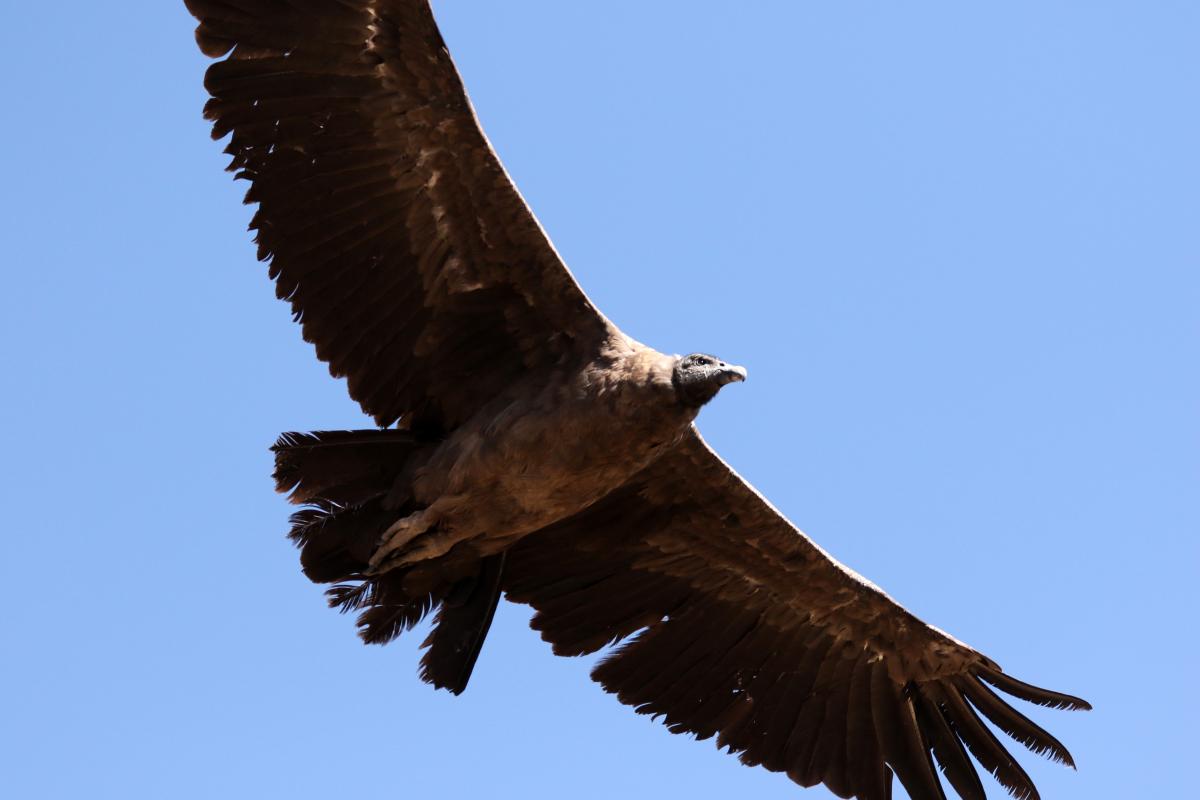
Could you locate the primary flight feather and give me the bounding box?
[184,2,1089,798]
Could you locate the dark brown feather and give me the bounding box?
[958,676,1076,767]
[976,666,1092,711]
[845,655,890,800]
[785,642,851,787]
[419,553,506,695]
[912,684,986,800]
[187,0,614,431]
[758,628,837,771]
[272,429,423,505]
[503,431,1088,800]
[869,665,944,800]
[931,681,1040,800]
[803,649,856,797]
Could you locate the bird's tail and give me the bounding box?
[272,430,505,694]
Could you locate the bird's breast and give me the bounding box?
[421,359,690,539]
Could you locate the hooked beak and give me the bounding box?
[718,363,748,385]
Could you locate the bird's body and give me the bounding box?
[184,2,1090,798]
[373,340,694,568]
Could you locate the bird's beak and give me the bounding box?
[719,364,748,385]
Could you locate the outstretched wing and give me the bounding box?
[185,0,615,431]
[505,430,1089,800]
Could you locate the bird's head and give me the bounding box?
[672,353,747,408]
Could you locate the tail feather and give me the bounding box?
[272,428,503,692]
[288,500,392,583]
[273,429,421,505]
[420,553,507,695]
[352,570,441,646]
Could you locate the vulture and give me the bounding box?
[184,2,1089,798]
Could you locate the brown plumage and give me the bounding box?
[184,2,1090,798]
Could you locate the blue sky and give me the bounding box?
[2,2,1196,798]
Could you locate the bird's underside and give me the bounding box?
[185,1,1090,798]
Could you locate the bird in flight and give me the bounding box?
[184,2,1089,798]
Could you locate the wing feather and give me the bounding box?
[804,649,856,796]
[913,687,987,800]
[976,667,1091,711]
[504,429,1088,800]
[845,655,890,800]
[186,0,615,431]
[760,628,836,769]
[929,681,1041,800]
[785,640,850,786]
[957,677,1076,767]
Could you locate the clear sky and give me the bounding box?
[2,2,1196,798]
